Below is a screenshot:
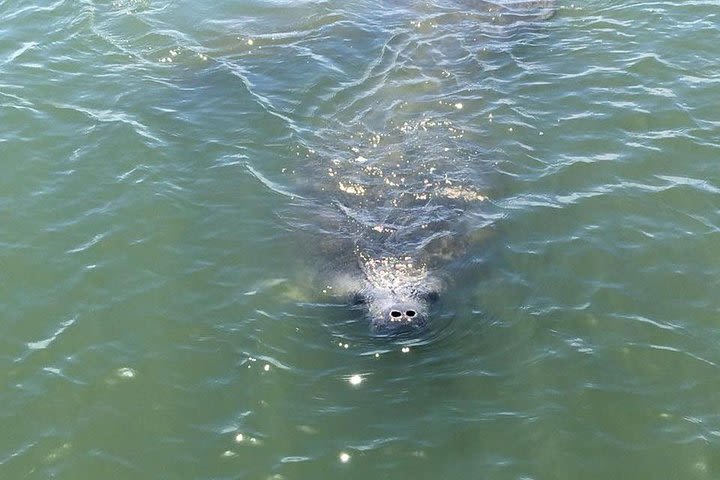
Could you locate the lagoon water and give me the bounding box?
[2,1,720,478]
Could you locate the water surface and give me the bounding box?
[2,1,720,479]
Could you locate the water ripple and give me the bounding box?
[3,1,720,478]
[26,315,78,351]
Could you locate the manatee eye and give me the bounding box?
[424,291,439,302]
[351,293,366,305]
[406,310,416,317]
[390,310,402,318]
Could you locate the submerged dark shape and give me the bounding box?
[275,0,556,334]
[289,127,492,335]
[472,0,557,21]
[412,0,556,25]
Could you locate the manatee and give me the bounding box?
[271,0,555,334]
[283,126,493,335]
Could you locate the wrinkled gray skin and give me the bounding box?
[283,0,554,334]
[292,136,490,335]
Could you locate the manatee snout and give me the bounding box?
[368,296,432,335]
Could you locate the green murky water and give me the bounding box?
[2,1,720,478]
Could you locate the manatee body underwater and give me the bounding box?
[273,0,556,335]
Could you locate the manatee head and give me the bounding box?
[356,255,440,335]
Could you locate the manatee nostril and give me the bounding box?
[406,310,416,317]
[390,310,402,318]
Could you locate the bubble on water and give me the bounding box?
[117,367,136,379]
[454,102,463,110]
[44,442,72,462]
[348,374,363,386]
[222,450,236,458]
[339,452,351,463]
[297,425,318,434]
[264,364,270,372]
[235,433,244,443]
[401,347,410,353]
